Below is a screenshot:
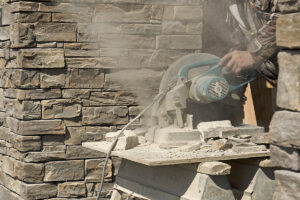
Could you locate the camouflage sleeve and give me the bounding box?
[249,16,280,64]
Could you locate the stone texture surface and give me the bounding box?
[35,23,77,42]
[44,160,84,182]
[269,111,300,148]
[273,170,300,200]
[277,51,300,111]
[58,182,86,197]
[270,145,300,171]
[42,99,82,119]
[277,13,300,48]
[17,48,65,68]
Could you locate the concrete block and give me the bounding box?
[269,111,300,148]
[197,120,232,139]
[115,135,139,150]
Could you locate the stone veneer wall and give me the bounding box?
[0,0,203,199]
[269,1,300,200]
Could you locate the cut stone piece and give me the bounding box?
[232,144,267,153]
[115,135,139,150]
[220,125,265,138]
[197,120,233,139]
[212,139,233,151]
[277,13,300,48]
[197,161,231,175]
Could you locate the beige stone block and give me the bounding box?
[11,1,39,12]
[4,99,41,120]
[62,89,91,99]
[40,70,67,88]
[17,48,65,68]
[23,147,66,163]
[44,160,84,182]
[42,99,81,119]
[2,3,14,25]
[64,49,100,57]
[69,68,105,88]
[82,106,128,125]
[42,135,65,146]
[85,159,112,182]
[278,0,300,13]
[66,57,117,68]
[2,156,44,183]
[174,6,203,21]
[120,24,161,35]
[82,126,113,142]
[6,117,66,136]
[162,21,202,34]
[15,12,51,23]
[58,182,86,197]
[35,23,77,42]
[66,145,106,159]
[157,35,202,49]
[0,26,10,41]
[197,161,231,175]
[64,42,98,50]
[277,13,300,48]
[0,185,23,200]
[65,127,85,145]
[85,91,136,106]
[53,12,92,23]
[0,171,57,199]
[10,23,35,48]
[277,51,300,111]
[5,88,61,100]
[93,4,152,23]
[3,69,40,89]
[269,111,300,148]
[99,34,156,49]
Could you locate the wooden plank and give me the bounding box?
[82,142,270,167]
[243,84,257,126]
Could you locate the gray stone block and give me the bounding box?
[10,23,35,48]
[269,111,300,148]
[270,145,300,171]
[273,170,300,200]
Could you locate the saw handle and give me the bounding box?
[177,58,220,81]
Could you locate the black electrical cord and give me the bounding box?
[96,79,177,200]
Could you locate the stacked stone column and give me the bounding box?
[0,0,203,199]
[269,1,300,200]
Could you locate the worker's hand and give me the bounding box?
[219,51,256,74]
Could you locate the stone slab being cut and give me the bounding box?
[82,141,269,166]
